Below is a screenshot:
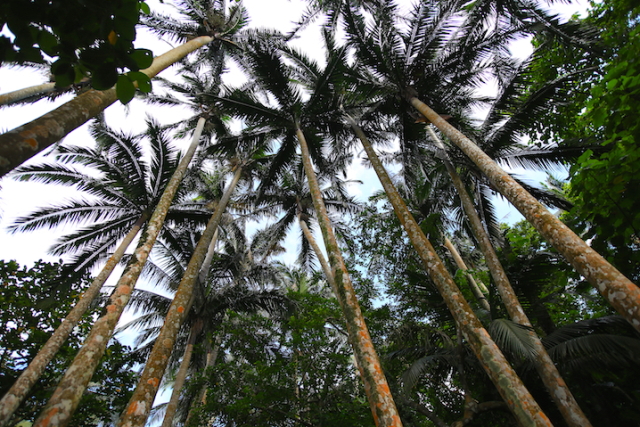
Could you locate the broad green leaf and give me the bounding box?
[116,75,136,104]
[37,30,58,56]
[139,1,151,14]
[130,48,153,70]
[128,71,152,93]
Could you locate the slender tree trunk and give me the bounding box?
[0,79,91,107]
[117,166,243,427]
[0,35,213,178]
[298,215,336,293]
[0,82,56,106]
[296,127,402,427]
[426,126,592,427]
[443,237,491,312]
[32,117,207,427]
[184,329,223,426]
[160,324,199,427]
[160,232,217,427]
[349,119,552,427]
[0,213,147,427]
[411,97,640,333]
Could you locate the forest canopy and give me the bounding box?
[0,0,639,426]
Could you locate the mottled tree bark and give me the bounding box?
[0,214,147,427]
[117,166,243,427]
[349,119,552,426]
[296,127,403,427]
[160,323,199,427]
[0,36,213,177]
[32,117,207,427]
[412,97,640,333]
[426,125,591,427]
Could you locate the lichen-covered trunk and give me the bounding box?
[350,120,552,426]
[0,214,147,427]
[426,125,591,427]
[443,237,491,312]
[410,98,640,331]
[160,324,198,427]
[411,97,640,333]
[296,128,402,427]
[32,117,207,427]
[0,35,213,178]
[117,166,243,427]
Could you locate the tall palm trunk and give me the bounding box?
[32,117,207,427]
[426,126,592,427]
[349,119,552,427]
[160,230,218,427]
[0,213,147,427]
[298,213,336,293]
[443,237,490,312]
[184,331,222,426]
[295,127,402,427]
[160,322,199,427]
[411,97,640,333]
[117,166,243,427]
[0,36,214,178]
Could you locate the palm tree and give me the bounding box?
[213,34,402,426]
[31,113,208,427]
[340,1,636,423]
[338,0,640,334]
[115,222,289,427]
[0,118,209,426]
[248,156,360,285]
[334,2,576,424]
[117,155,255,427]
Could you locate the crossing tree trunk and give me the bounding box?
[0,213,147,427]
[296,127,403,427]
[0,36,213,177]
[349,118,552,427]
[411,97,640,333]
[117,166,243,427]
[426,125,592,427]
[32,117,207,427]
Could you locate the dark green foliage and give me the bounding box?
[0,260,142,426]
[528,0,640,282]
[0,0,153,101]
[190,287,373,426]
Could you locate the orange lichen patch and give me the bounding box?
[40,407,60,426]
[23,138,38,149]
[127,401,140,415]
[147,377,160,388]
[177,306,185,313]
[106,304,117,313]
